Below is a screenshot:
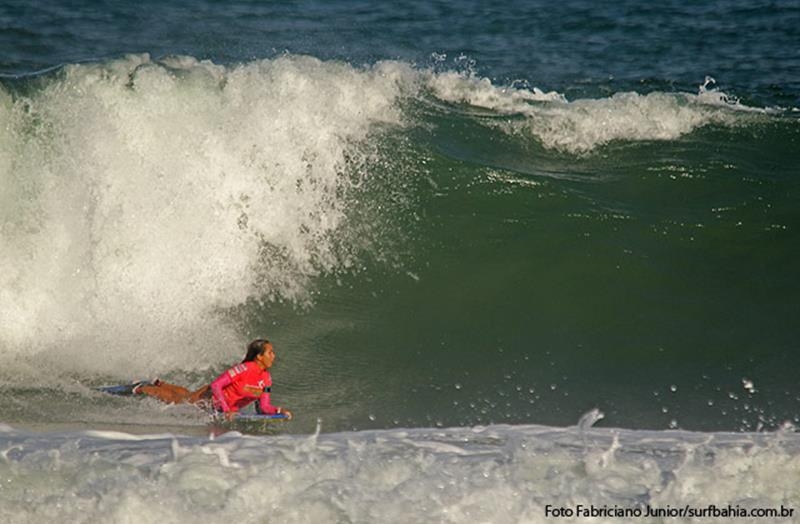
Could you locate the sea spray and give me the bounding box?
[0,55,415,381]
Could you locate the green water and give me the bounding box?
[246,115,800,433]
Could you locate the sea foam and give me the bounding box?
[0,421,797,523]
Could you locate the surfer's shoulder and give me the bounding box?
[227,362,252,377]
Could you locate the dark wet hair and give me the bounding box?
[242,339,270,363]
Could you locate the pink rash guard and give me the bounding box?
[209,361,278,414]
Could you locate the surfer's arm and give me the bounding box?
[256,391,292,419]
[210,372,234,412]
[257,390,279,415]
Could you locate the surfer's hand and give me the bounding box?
[280,408,293,420]
[224,411,236,421]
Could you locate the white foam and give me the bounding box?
[0,55,416,380]
[427,71,762,153]
[427,70,567,110]
[0,423,797,523]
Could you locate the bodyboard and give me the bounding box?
[95,383,289,421]
[227,413,288,420]
[94,383,147,396]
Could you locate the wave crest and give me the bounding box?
[427,71,766,153]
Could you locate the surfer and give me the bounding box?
[134,339,293,420]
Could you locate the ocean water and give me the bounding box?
[1,0,799,521]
